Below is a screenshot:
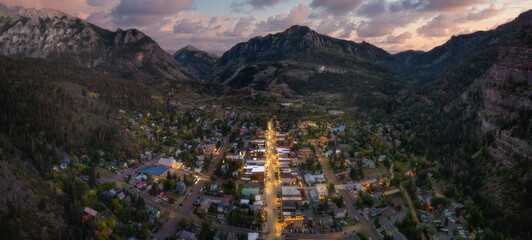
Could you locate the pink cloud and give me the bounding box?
[111,0,193,26]
[385,31,413,43]
[454,4,508,23]
[252,3,310,36]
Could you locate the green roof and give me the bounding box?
[241,187,259,196]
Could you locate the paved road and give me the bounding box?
[154,122,241,239]
[264,120,282,239]
[284,225,361,239]
[312,141,382,240]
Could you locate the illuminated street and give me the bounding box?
[264,120,283,240]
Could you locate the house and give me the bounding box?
[248,233,259,240]
[177,230,196,240]
[203,144,216,153]
[147,207,160,223]
[159,157,178,168]
[136,181,147,188]
[297,147,313,159]
[217,203,227,213]
[319,136,328,146]
[368,208,383,217]
[308,189,319,203]
[84,207,98,218]
[200,199,212,209]
[304,174,326,185]
[175,181,186,194]
[139,164,170,180]
[378,155,387,162]
[381,218,408,240]
[334,208,347,218]
[391,212,407,223]
[117,192,125,200]
[108,188,117,197]
[363,159,376,168]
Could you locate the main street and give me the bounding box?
[264,120,282,239]
[312,140,382,240]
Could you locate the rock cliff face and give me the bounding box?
[0,7,190,82]
[398,9,532,84]
[456,26,532,230]
[173,45,218,80]
[463,43,531,167]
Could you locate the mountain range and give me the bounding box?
[0,8,192,84]
[0,6,531,239]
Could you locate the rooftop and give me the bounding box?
[282,186,301,196]
[139,164,170,177]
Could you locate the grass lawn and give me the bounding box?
[345,217,357,226]
[96,166,115,179]
[362,166,389,179]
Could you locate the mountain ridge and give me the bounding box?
[0,7,192,84]
[173,45,219,80]
[398,9,532,84]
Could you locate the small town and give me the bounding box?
[2,3,529,240]
[54,104,478,240]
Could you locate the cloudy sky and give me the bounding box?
[2,0,531,55]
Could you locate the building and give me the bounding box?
[297,147,313,159]
[177,230,196,240]
[382,188,401,197]
[334,208,347,218]
[381,218,408,240]
[308,189,319,203]
[243,165,265,180]
[282,201,297,211]
[315,184,328,200]
[304,174,326,185]
[159,157,178,168]
[139,164,170,180]
[368,208,383,217]
[282,186,303,205]
[203,144,216,153]
[84,207,98,218]
[175,181,186,194]
[241,187,260,196]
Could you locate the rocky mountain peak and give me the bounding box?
[0,7,191,82]
[173,45,218,80]
[11,7,75,21]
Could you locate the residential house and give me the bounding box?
[381,218,408,240]
[297,148,313,159]
[175,181,187,194]
[84,207,99,218]
[334,208,347,218]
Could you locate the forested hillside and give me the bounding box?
[393,25,532,239]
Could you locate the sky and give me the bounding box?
[1,0,531,55]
